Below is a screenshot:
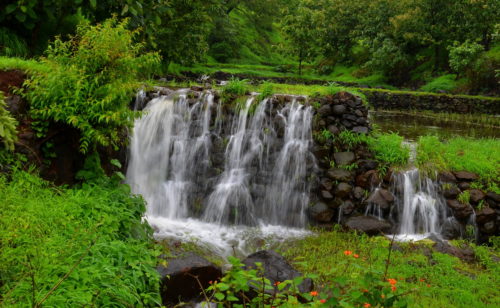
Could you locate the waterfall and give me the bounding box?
[392,169,449,241]
[126,90,313,255]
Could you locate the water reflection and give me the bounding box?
[370,110,500,140]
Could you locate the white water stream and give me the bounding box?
[126,90,313,256]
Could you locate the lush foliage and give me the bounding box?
[0,91,17,151]
[203,253,408,307]
[282,229,500,308]
[366,133,410,167]
[23,18,160,153]
[417,136,500,192]
[0,166,160,306]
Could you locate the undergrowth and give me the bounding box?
[0,91,17,150]
[416,136,500,193]
[281,229,500,308]
[0,162,160,306]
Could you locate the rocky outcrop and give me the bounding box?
[242,250,313,294]
[345,216,392,235]
[157,253,222,305]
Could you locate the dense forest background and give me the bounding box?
[1,0,499,93]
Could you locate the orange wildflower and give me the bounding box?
[274,281,281,286]
[420,278,425,282]
[427,284,431,288]
[362,289,369,293]
[391,286,397,292]
[381,294,386,299]
[310,291,319,296]
[364,304,372,308]
[344,250,353,256]
[354,254,359,258]
[320,299,326,303]
[387,278,397,286]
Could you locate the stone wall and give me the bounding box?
[363,89,500,115]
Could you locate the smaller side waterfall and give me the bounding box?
[392,169,448,241]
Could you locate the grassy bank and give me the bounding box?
[417,136,500,193]
[0,168,160,306]
[281,229,500,308]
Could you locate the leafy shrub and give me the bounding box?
[257,81,274,101]
[0,91,18,151]
[23,17,160,153]
[204,254,408,307]
[448,41,484,76]
[0,169,160,306]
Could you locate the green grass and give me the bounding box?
[420,74,467,93]
[0,56,49,74]
[417,136,500,192]
[281,230,500,308]
[0,170,161,306]
[366,133,410,168]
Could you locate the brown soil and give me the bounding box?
[0,70,26,95]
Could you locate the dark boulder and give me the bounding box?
[438,171,457,183]
[318,105,331,116]
[353,186,365,200]
[332,104,346,115]
[157,253,222,304]
[345,216,392,235]
[458,182,471,190]
[320,178,333,191]
[433,242,475,263]
[327,168,353,182]
[333,152,355,166]
[453,171,478,181]
[356,170,381,189]
[486,192,500,203]
[366,189,395,210]
[468,189,485,204]
[352,126,369,134]
[341,200,355,216]
[357,159,379,173]
[321,190,334,200]
[446,200,473,220]
[443,186,461,199]
[475,207,496,225]
[243,250,313,293]
[310,202,334,222]
[440,217,464,240]
[335,182,353,198]
[328,125,340,135]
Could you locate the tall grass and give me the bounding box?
[0,170,160,306]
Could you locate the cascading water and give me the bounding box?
[392,169,449,241]
[126,90,313,255]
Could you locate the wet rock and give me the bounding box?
[335,182,352,198]
[320,178,333,191]
[157,253,222,304]
[440,217,464,240]
[310,202,334,222]
[334,152,355,166]
[468,189,485,204]
[443,186,461,199]
[321,190,334,200]
[353,186,365,200]
[190,85,204,92]
[453,171,478,181]
[366,189,395,210]
[479,221,497,234]
[357,159,378,172]
[345,216,392,235]
[327,168,353,182]
[476,207,496,224]
[327,198,343,209]
[486,192,500,203]
[458,182,471,190]
[433,242,475,263]
[341,200,355,216]
[438,171,457,183]
[446,200,473,220]
[243,250,313,293]
[318,105,331,115]
[356,170,380,189]
[332,104,346,115]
